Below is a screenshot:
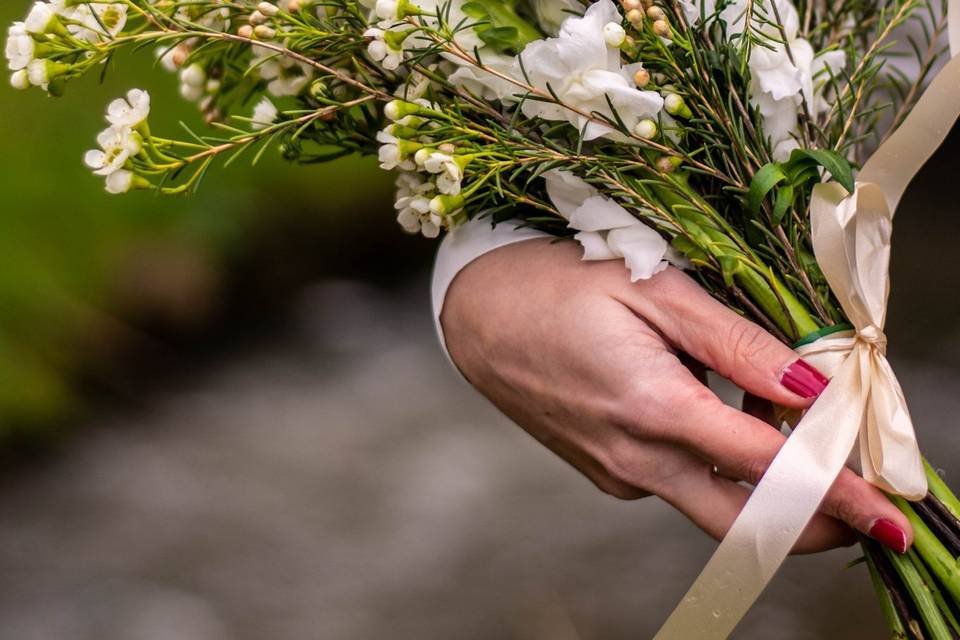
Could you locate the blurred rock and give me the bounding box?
[2,279,958,639]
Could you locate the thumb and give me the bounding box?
[618,268,829,410]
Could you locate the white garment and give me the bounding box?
[431,217,548,358]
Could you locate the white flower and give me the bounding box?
[251,97,279,130]
[364,27,406,71]
[394,172,442,237]
[517,0,664,141]
[106,89,151,128]
[26,58,63,87]
[5,22,34,71]
[67,2,127,41]
[84,125,142,176]
[545,170,680,281]
[421,151,463,195]
[252,48,313,96]
[603,22,626,48]
[180,63,206,88]
[155,46,179,73]
[532,0,583,35]
[377,128,417,170]
[683,0,846,160]
[9,68,29,90]
[105,169,134,194]
[375,0,402,20]
[24,2,58,35]
[447,51,517,101]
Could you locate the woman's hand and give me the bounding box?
[441,238,912,554]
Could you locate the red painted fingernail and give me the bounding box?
[780,359,829,399]
[870,518,908,554]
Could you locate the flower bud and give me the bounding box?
[248,10,267,25]
[27,58,67,87]
[24,2,64,36]
[257,2,279,16]
[9,69,29,90]
[664,93,692,118]
[253,25,276,39]
[180,82,204,102]
[237,24,254,38]
[656,155,682,173]
[429,194,465,216]
[621,0,642,10]
[646,6,665,20]
[172,44,191,68]
[414,148,431,166]
[626,9,643,26]
[634,119,658,139]
[385,99,430,121]
[603,22,626,47]
[180,63,206,87]
[653,19,671,38]
[633,68,650,88]
[287,0,302,11]
[309,78,329,99]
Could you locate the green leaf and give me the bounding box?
[478,26,520,51]
[460,2,490,19]
[747,163,787,214]
[772,184,795,225]
[788,148,855,194]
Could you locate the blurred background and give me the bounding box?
[3,2,960,637]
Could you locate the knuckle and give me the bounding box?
[829,494,859,527]
[740,455,771,486]
[726,319,773,368]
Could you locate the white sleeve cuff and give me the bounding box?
[431,218,550,360]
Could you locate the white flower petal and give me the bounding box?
[606,224,671,281]
[575,231,618,260]
[570,195,639,231]
[544,170,596,220]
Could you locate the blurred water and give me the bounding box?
[8,278,960,639]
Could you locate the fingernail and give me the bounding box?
[870,518,908,554]
[780,359,829,399]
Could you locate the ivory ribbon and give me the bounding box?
[654,4,960,637]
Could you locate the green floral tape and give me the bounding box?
[792,324,854,349]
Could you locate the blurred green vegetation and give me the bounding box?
[0,3,415,438]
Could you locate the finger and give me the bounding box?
[659,463,855,554]
[617,268,828,410]
[666,389,912,554]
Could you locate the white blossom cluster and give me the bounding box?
[378,99,467,237]
[680,0,846,160]
[6,0,127,90]
[83,89,151,194]
[368,0,675,278]
[359,0,483,71]
[150,0,313,124]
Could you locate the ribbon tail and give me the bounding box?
[860,351,927,500]
[654,354,866,639]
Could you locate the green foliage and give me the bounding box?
[748,149,855,225]
[461,1,543,53]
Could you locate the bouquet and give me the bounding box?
[7,0,960,636]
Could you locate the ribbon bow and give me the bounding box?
[655,4,960,636]
[802,181,925,500]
